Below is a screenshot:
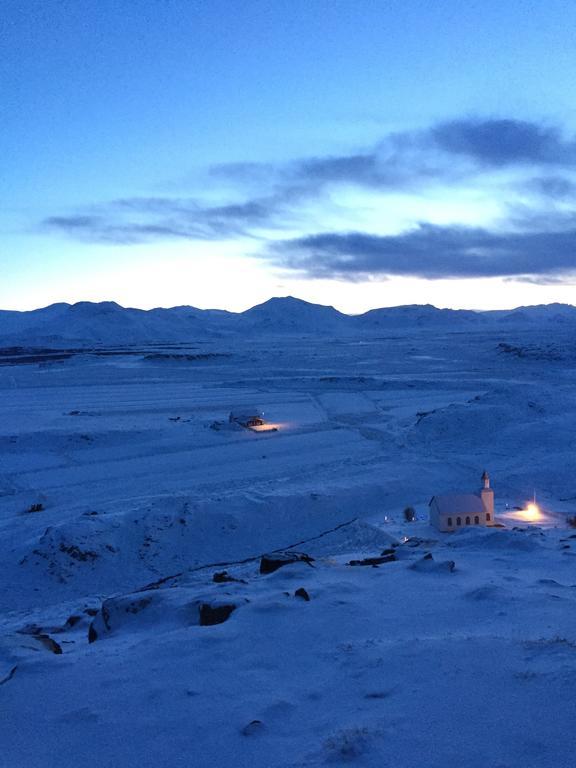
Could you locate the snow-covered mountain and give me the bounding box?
[491,302,576,325]
[1,296,576,345]
[239,296,353,335]
[355,303,484,330]
[0,301,226,345]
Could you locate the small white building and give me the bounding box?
[429,471,495,532]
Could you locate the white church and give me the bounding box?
[429,471,495,532]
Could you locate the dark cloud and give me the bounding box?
[211,119,576,191]
[42,196,285,243]
[41,116,576,246]
[270,224,576,280]
[43,215,194,244]
[212,143,450,194]
[295,153,387,186]
[45,215,103,231]
[528,175,576,199]
[505,274,576,286]
[430,119,576,167]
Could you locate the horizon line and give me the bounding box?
[3,295,576,317]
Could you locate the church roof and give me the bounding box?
[430,494,486,515]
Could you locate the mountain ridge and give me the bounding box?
[1,296,575,345]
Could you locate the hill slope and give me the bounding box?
[1,297,576,345]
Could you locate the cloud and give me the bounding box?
[43,215,191,244]
[41,116,576,247]
[211,118,576,191]
[292,153,400,188]
[527,175,576,199]
[505,274,576,286]
[430,118,576,167]
[270,223,576,280]
[42,196,286,243]
[212,140,454,195]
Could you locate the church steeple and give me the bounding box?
[480,470,494,524]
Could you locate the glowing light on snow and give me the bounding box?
[519,503,542,522]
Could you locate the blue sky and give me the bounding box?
[3,0,576,311]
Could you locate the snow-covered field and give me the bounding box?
[2,326,576,767]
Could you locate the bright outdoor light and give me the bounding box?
[520,502,542,522]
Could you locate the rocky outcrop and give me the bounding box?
[348,550,396,567]
[259,551,314,574]
[88,587,244,641]
[199,602,237,626]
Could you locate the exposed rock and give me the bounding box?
[294,587,310,601]
[58,542,99,562]
[88,622,98,644]
[199,602,236,626]
[213,570,246,584]
[36,634,63,654]
[348,553,396,567]
[137,572,182,591]
[241,720,264,736]
[16,623,42,636]
[18,615,83,636]
[364,690,392,699]
[87,587,244,640]
[410,553,455,573]
[0,665,17,686]
[403,506,416,522]
[259,551,314,574]
[401,537,438,548]
[125,597,153,615]
[87,593,155,640]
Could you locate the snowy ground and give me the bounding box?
[2,330,576,767]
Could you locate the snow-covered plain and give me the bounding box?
[2,304,576,767]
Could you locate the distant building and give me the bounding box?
[429,471,495,532]
[229,407,265,428]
